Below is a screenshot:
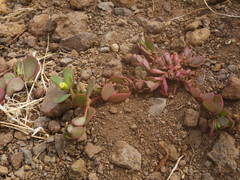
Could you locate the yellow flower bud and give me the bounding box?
[59,82,69,90]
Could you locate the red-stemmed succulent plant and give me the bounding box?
[126,36,233,134]
[125,37,205,96]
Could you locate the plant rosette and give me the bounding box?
[101,76,132,103]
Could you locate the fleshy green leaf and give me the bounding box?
[72,116,86,126]
[51,76,63,86]
[6,77,25,96]
[54,94,71,103]
[86,79,95,98]
[73,94,87,108]
[144,36,155,51]
[101,82,115,101]
[86,107,96,124]
[63,68,73,88]
[3,73,15,84]
[66,125,86,139]
[0,78,6,89]
[215,116,233,129]
[15,56,40,81]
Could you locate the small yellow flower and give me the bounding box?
[59,82,69,90]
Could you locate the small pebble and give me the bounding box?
[109,107,118,114]
[99,47,110,53]
[111,43,119,52]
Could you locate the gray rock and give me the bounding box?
[33,142,47,155]
[222,76,240,100]
[70,0,94,9]
[0,132,13,148]
[146,172,163,180]
[159,141,179,161]
[21,148,33,165]
[201,173,214,180]
[84,143,102,158]
[55,134,65,157]
[186,28,210,46]
[148,98,167,116]
[40,86,72,117]
[0,166,8,175]
[70,158,87,177]
[114,8,133,16]
[29,14,54,36]
[60,32,98,52]
[227,65,238,72]
[62,110,74,122]
[11,152,24,169]
[60,57,73,65]
[53,12,88,40]
[184,109,199,127]
[97,2,114,11]
[34,116,50,129]
[111,141,141,170]
[99,47,110,53]
[146,20,164,34]
[207,132,239,172]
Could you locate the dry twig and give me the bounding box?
[203,0,240,18]
[166,155,184,180]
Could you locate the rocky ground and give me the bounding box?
[0,0,240,180]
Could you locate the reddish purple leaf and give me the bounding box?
[135,80,145,90]
[145,81,161,92]
[155,56,166,67]
[0,88,5,103]
[162,78,168,95]
[135,54,151,70]
[107,92,131,103]
[150,68,166,75]
[188,87,202,101]
[172,53,181,66]
[202,94,224,114]
[163,52,172,66]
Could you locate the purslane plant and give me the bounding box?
[126,37,233,133]
[0,56,40,104]
[51,68,96,140]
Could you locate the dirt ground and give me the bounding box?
[0,0,240,180]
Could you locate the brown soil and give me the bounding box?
[0,0,240,180]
